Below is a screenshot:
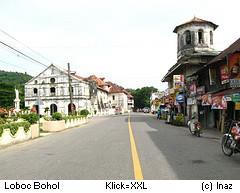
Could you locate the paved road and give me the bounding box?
[0,113,240,180]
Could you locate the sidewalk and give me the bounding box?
[201,127,222,140]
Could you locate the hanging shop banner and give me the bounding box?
[201,94,212,106]
[176,94,185,103]
[224,95,232,102]
[232,93,240,102]
[173,75,184,89]
[229,52,240,79]
[230,79,240,88]
[189,83,196,96]
[220,64,229,84]
[235,102,240,110]
[196,86,205,95]
[211,95,227,110]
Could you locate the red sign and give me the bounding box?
[229,53,240,79]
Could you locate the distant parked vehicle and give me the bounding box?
[143,107,150,113]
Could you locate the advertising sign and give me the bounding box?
[173,75,184,89]
[229,53,240,79]
[176,94,185,103]
[224,95,232,102]
[232,93,240,102]
[189,83,196,96]
[235,102,240,110]
[196,86,205,95]
[201,94,212,106]
[211,96,227,110]
[230,79,240,88]
[220,64,229,84]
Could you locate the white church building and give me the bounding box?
[24,64,91,115]
[25,64,134,116]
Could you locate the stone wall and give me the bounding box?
[0,124,39,146]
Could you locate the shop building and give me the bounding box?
[162,17,219,121]
[192,38,240,132]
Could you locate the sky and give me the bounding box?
[0,0,239,90]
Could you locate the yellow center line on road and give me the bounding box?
[128,113,144,180]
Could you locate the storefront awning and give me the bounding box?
[211,88,240,97]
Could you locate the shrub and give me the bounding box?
[172,114,185,126]
[63,115,85,123]
[79,109,89,116]
[0,127,3,137]
[51,112,63,121]
[43,116,51,121]
[0,121,31,136]
[0,118,6,125]
[21,113,39,124]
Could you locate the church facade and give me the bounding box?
[25,64,134,116]
[25,64,91,116]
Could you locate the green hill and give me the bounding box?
[0,70,32,108]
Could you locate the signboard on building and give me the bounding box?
[189,83,196,96]
[176,94,185,103]
[232,93,240,102]
[202,94,212,106]
[220,64,229,84]
[224,95,232,102]
[229,52,240,79]
[235,102,240,110]
[196,86,205,95]
[173,75,184,89]
[211,95,227,110]
[230,79,240,88]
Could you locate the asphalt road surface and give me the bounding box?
[0,113,240,180]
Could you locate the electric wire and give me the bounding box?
[0,28,53,63]
[0,40,48,68]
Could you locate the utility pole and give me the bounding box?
[68,63,74,114]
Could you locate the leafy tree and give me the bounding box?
[0,71,32,108]
[127,86,158,109]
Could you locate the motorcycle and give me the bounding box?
[187,115,201,137]
[221,120,240,156]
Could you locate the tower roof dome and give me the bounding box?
[173,17,218,33]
